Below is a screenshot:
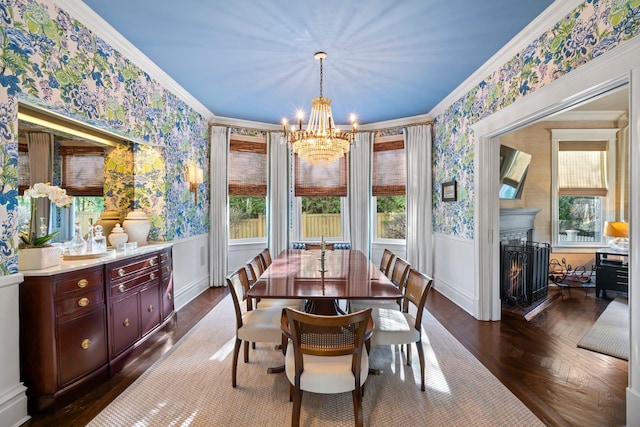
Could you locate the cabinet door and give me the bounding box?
[140,284,161,337]
[56,305,107,387]
[110,293,140,357]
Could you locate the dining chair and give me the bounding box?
[350,256,410,313]
[259,247,272,269]
[369,268,433,391]
[226,267,284,388]
[379,248,396,278]
[283,307,372,427]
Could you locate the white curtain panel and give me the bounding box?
[349,132,372,257]
[405,124,433,276]
[209,126,229,287]
[268,132,289,257]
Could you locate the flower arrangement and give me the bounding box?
[19,183,73,248]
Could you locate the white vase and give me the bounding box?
[122,211,151,246]
[18,246,62,270]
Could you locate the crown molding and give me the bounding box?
[210,116,282,131]
[428,0,584,119]
[53,0,216,122]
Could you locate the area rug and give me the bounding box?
[88,296,543,426]
[578,297,629,360]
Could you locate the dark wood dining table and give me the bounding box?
[248,249,402,315]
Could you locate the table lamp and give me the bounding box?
[603,221,629,251]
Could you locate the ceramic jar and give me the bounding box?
[122,210,151,246]
[94,210,122,238]
[108,223,128,248]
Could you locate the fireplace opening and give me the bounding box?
[501,241,550,307]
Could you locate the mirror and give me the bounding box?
[499,145,532,199]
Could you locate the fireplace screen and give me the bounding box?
[501,242,550,306]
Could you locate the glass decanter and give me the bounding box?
[69,218,87,255]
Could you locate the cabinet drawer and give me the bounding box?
[140,284,161,336]
[54,268,104,297]
[56,305,107,388]
[55,287,105,318]
[110,269,159,297]
[110,293,140,357]
[109,255,159,282]
[159,249,172,266]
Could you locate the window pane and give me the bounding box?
[301,196,341,238]
[229,196,266,239]
[558,196,603,244]
[376,196,406,239]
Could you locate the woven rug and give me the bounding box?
[88,296,543,426]
[578,296,629,360]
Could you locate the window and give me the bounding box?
[295,154,347,240]
[228,134,267,240]
[60,146,105,196]
[551,129,618,248]
[372,135,406,240]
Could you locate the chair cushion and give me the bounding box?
[238,307,283,343]
[370,307,420,346]
[285,342,369,394]
[350,299,399,312]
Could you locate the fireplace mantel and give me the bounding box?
[499,208,541,243]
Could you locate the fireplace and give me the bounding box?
[499,209,549,307]
[501,242,550,306]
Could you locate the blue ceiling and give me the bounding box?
[81,0,555,125]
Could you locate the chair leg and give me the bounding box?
[232,338,241,387]
[416,339,426,391]
[289,383,294,402]
[352,388,364,427]
[292,387,303,427]
[406,343,412,365]
[243,340,250,363]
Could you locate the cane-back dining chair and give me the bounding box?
[370,268,433,391]
[283,307,372,427]
[246,254,301,310]
[350,255,410,313]
[226,267,284,388]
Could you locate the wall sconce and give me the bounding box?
[187,165,204,203]
[603,221,629,252]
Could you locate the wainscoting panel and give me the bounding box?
[171,234,210,310]
[434,233,477,317]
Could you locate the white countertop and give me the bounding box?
[20,242,173,277]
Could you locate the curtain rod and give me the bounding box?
[208,120,434,133]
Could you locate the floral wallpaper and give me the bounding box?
[432,0,640,238]
[0,0,209,275]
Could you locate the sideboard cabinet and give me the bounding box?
[19,245,174,413]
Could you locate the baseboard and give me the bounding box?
[0,383,29,427]
[628,387,640,426]
[432,276,477,318]
[174,275,210,311]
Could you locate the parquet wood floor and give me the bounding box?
[23,285,627,427]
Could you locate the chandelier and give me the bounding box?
[282,52,358,166]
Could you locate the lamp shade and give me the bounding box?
[603,221,629,238]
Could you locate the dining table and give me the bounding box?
[248,249,402,315]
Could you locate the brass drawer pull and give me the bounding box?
[149,258,156,266]
[78,297,89,307]
[148,305,154,313]
[77,279,88,288]
[118,284,126,293]
[167,293,172,301]
[123,318,130,327]
[81,339,91,350]
[150,272,157,280]
[118,268,126,277]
